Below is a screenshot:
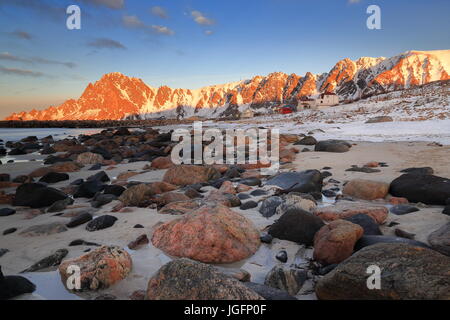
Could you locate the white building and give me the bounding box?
[298,92,339,110]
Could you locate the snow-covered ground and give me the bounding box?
[157,82,450,145]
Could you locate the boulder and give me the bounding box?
[59,246,132,291]
[390,204,419,215]
[163,165,221,186]
[243,282,297,300]
[103,185,125,197]
[67,212,93,228]
[400,167,433,175]
[118,183,153,207]
[154,192,190,206]
[47,198,74,213]
[268,208,325,245]
[265,170,323,193]
[313,201,388,224]
[315,140,351,153]
[51,161,83,173]
[73,180,105,199]
[428,222,450,256]
[91,194,117,208]
[313,220,364,265]
[76,152,104,165]
[158,200,203,215]
[21,249,68,273]
[240,201,258,210]
[264,266,307,296]
[204,191,241,207]
[13,183,68,208]
[389,174,450,205]
[0,208,16,217]
[151,156,174,169]
[87,171,109,183]
[0,267,36,300]
[128,234,149,250]
[145,258,262,300]
[259,196,283,218]
[354,235,430,251]
[295,136,317,145]
[39,172,69,184]
[275,194,317,214]
[343,179,389,200]
[86,215,118,232]
[344,214,382,235]
[152,204,260,263]
[315,243,450,299]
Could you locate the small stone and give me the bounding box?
[3,228,17,235]
[86,215,118,232]
[67,212,93,228]
[276,250,288,263]
[240,201,258,210]
[260,233,273,244]
[128,234,149,250]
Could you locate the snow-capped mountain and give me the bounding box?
[5,49,450,121]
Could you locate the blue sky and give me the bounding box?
[0,0,449,117]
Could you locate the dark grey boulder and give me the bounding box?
[103,185,125,197]
[265,170,323,194]
[428,222,450,256]
[0,208,16,217]
[259,196,283,218]
[390,204,419,215]
[38,172,69,184]
[86,215,118,232]
[0,267,36,300]
[243,282,297,300]
[240,201,258,210]
[13,183,68,208]
[354,235,430,251]
[390,174,450,205]
[67,212,93,228]
[268,208,325,245]
[344,214,382,235]
[400,167,434,175]
[315,140,351,153]
[294,136,317,146]
[21,249,68,273]
[74,180,105,198]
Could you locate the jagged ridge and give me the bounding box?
[6,50,450,121]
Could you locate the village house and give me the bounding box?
[298,92,340,110]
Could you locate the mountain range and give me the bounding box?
[5,49,450,121]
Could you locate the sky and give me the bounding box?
[0,0,449,118]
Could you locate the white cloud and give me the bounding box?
[191,10,215,25]
[348,0,361,4]
[151,25,175,36]
[77,0,124,10]
[151,6,168,19]
[204,30,214,36]
[122,15,145,28]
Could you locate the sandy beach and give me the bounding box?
[1,126,449,300]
